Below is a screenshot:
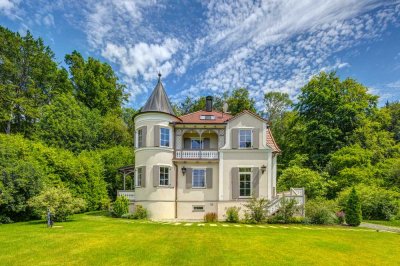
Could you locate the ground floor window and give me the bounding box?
[192,169,206,188]
[239,168,252,197]
[192,205,205,212]
[159,167,169,186]
[135,167,143,187]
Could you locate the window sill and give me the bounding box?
[239,196,252,199]
[191,187,207,189]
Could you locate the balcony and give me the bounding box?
[176,150,218,160]
[117,190,135,201]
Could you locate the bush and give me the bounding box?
[0,215,13,224]
[305,199,337,225]
[243,197,269,224]
[225,206,240,223]
[204,212,218,222]
[338,184,400,220]
[111,196,129,218]
[28,186,86,222]
[271,198,299,224]
[133,205,148,220]
[345,187,362,226]
[336,210,345,225]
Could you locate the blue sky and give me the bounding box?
[1,1,400,110]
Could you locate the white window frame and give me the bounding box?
[239,129,253,149]
[160,127,170,147]
[137,129,143,148]
[239,167,252,198]
[135,167,143,187]
[192,168,206,188]
[159,166,170,186]
[191,138,203,150]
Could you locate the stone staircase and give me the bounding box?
[267,188,305,216]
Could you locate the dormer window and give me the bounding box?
[200,115,215,120]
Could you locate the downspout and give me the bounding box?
[174,162,178,219]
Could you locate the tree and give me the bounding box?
[345,187,362,226]
[263,92,292,122]
[65,51,126,115]
[295,72,378,168]
[28,186,86,222]
[226,88,256,115]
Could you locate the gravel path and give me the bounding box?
[360,222,400,233]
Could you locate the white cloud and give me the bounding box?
[0,0,20,19]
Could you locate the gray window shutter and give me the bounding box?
[186,168,192,189]
[206,168,213,189]
[203,138,210,149]
[141,166,146,188]
[184,138,190,149]
[154,125,160,147]
[252,167,259,198]
[169,167,174,188]
[232,167,239,199]
[252,128,259,149]
[231,129,238,149]
[153,165,160,187]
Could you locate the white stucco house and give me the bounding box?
[118,75,304,220]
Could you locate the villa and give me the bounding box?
[118,75,304,220]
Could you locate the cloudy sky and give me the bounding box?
[1,0,400,109]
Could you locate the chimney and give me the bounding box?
[206,96,213,112]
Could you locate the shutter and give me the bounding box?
[169,167,174,188]
[142,126,147,147]
[203,138,210,149]
[252,167,259,198]
[153,165,160,187]
[252,128,259,149]
[141,166,146,188]
[232,167,239,199]
[186,168,192,189]
[154,125,160,147]
[231,129,239,149]
[184,138,191,149]
[206,168,213,189]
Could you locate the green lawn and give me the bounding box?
[0,213,399,266]
[365,220,400,228]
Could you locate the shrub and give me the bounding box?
[336,210,345,225]
[305,199,337,225]
[111,196,129,218]
[28,186,86,222]
[225,206,240,223]
[133,205,148,219]
[271,198,299,224]
[243,197,269,224]
[204,212,217,222]
[345,187,362,226]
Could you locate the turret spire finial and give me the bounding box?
[158,71,162,81]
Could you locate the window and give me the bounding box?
[160,128,170,147]
[192,169,206,188]
[191,138,203,149]
[239,129,252,148]
[137,129,143,148]
[193,205,205,212]
[159,167,169,186]
[239,168,252,197]
[200,115,215,120]
[135,167,143,187]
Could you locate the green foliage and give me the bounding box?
[278,164,328,199]
[263,92,292,123]
[28,186,86,222]
[345,188,362,226]
[305,199,338,225]
[111,196,130,218]
[338,184,400,220]
[243,197,269,223]
[227,88,256,115]
[203,212,218,223]
[270,198,299,224]
[133,205,148,220]
[225,206,240,223]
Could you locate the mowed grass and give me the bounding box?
[0,213,399,266]
[366,220,400,228]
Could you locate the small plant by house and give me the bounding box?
[121,205,148,219]
[305,198,337,225]
[204,212,218,222]
[243,197,269,224]
[111,196,129,218]
[268,198,299,224]
[225,206,240,223]
[345,187,362,226]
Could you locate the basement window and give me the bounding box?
[192,205,205,212]
[200,115,215,120]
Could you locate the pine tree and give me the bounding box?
[345,187,362,226]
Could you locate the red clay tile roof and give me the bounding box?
[266,127,281,153]
[178,110,232,124]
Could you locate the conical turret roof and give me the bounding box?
[141,74,175,116]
